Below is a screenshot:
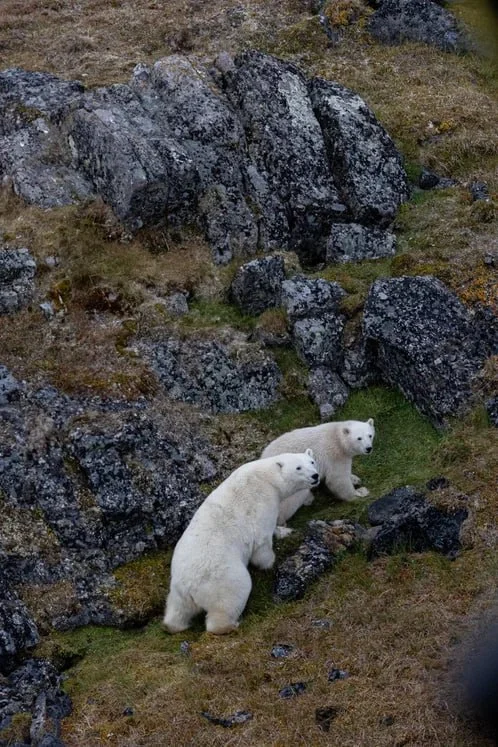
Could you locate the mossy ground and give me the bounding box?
[1,0,497,744]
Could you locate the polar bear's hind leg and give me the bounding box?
[205,566,252,635]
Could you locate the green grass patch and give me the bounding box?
[316,257,393,297]
[179,299,256,332]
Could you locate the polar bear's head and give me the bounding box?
[340,418,375,457]
[272,449,320,497]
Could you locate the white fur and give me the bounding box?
[261,419,375,525]
[163,450,319,635]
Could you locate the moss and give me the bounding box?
[316,257,393,300]
[179,299,256,333]
[0,712,32,744]
[108,551,171,625]
[270,16,329,59]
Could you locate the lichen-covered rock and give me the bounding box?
[326,223,396,263]
[309,78,409,226]
[230,255,286,315]
[367,486,468,557]
[340,334,379,389]
[0,247,37,314]
[368,0,471,53]
[0,365,21,405]
[307,368,349,420]
[0,658,71,745]
[363,276,496,423]
[273,519,361,601]
[293,316,345,369]
[486,396,498,428]
[281,274,346,323]
[142,335,281,413]
[0,580,39,675]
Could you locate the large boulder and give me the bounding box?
[0,580,39,675]
[326,223,396,263]
[363,276,496,424]
[0,247,37,314]
[230,255,286,315]
[281,274,346,323]
[368,0,471,53]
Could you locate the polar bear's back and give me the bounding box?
[261,422,339,472]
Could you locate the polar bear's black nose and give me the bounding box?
[312,473,319,482]
[366,446,372,453]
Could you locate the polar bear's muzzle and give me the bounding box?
[311,472,320,486]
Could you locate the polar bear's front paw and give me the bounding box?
[354,486,369,498]
[351,474,362,487]
[274,526,294,539]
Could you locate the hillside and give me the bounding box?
[0,1,497,745]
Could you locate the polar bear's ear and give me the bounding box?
[276,460,284,469]
[343,427,350,435]
[367,418,374,426]
[305,448,314,459]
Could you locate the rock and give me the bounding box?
[367,486,468,557]
[278,682,307,699]
[164,292,189,317]
[309,78,409,226]
[271,644,295,658]
[469,181,490,202]
[419,168,440,190]
[326,223,396,263]
[307,368,349,420]
[486,396,498,427]
[293,316,345,369]
[281,275,346,324]
[368,0,471,52]
[0,366,21,405]
[426,476,450,491]
[201,710,253,727]
[311,618,333,629]
[363,276,496,423]
[0,581,39,675]
[222,51,347,264]
[142,335,281,413]
[230,255,286,315]
[315,706,340,732]
[340,334,379,389]
[0,69,93,207]
[328,668,349,681]
[274,520,361,601]
[0,659,71,745]
[0,247,37,314]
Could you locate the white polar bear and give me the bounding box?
[261,419,375,527]
[163,449,319,635]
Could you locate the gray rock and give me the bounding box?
[367,486,468,557]
[293,316,345,369]
[326,223,396,263]
[0,581,39,675]
[469,181,490,202]
[164,292,189,317]
[363,276,496,423]
[0,247,36,313]
[274,519,361,601]
[0,366,21,405]
[281,274,346,324]
[486,396,498,428]
[340,334,379,389]
[368,0,472,53]
[143,336,281,413]
[307,368,349,420]
[309,78,409,226]
[222,50,348,263]
[230,255,286,315]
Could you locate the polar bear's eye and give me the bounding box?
[296,466,302,470]
[357,436,362,441]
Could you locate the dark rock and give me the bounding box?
[0,582,39,675]
[122,707,134,717]
[0,366,21,405]
[309,78,409,226]
[367,486,468,557]
[142,335,281,413]
[380,715,395,726]
[230,256,286,315]
[486,396,498,427]
[274,520,360,602]
[469,181,490,202]
[271,644,294,658]
[419,168,440,190]
[315,706,340,732]
[179,641,191,655]
[311,618,333,629]
[368,0,471,52]
[278,682,307,699]
[340,334,379,389]
[307,368,349,421]
[326,224,396,263]
[201,709,253,727]
[163,293,189,317]
[328,668,349,682]
[363,276,495,423]
[281,274,346,324]
[293,316,345,369]
[0,659,71,745]
[222,51,347,264]
[0,247,36,314]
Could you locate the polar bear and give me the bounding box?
[261,419,375,527]
[163,449,319,635]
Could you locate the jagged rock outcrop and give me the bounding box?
[326,223,396,263]
[363,276,496,424]
[307,368,349,421]
[368,0,471,53]
[0,366,21,404]
[0,52,409,264]
[141,334,282,413]
[0,247,37,314]
[230,255,286,315]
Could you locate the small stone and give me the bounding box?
[39,301,55,319]
[469,181,490,202]
[315,706,340,732]
[380,715,395,726]
[271,644,294,658]
[328,668,349,682]
[201,709,253,727]
[180,641,191,655]
[426,476,450,491]
[122,707,134,717]
[278,682,307,699]
[311,618,333,629]
[419,169,440,190]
